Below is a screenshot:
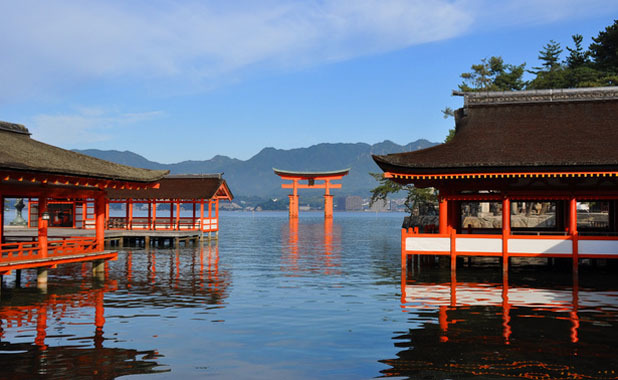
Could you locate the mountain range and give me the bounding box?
[74,139,437,199]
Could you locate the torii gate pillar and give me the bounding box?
[324,195,333,218]
[288,182,300,218]
[274,168,350,219]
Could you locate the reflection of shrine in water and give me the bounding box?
[381,267,618,379]
[282,218,342,275]
[0,242,228,378]
[106,242,230,309]
[0,278,169,378]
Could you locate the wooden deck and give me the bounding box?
[0,250,117,274]
[3,226,213,248]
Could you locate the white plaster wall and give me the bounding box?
[456,238,502,253]
[508,238,572,254]
[405,237,450,252]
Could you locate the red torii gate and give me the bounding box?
[274,168,349,218]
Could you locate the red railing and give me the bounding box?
[0,237,99,263]
[107,216,203,230]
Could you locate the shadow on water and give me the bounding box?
[380,261,618,379]
[0,242,228,379]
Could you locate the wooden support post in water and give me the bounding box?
[37,268,48,290]
[502,197,511,275]
[93,260,105,281]
[15,269,21,288]
[570,197,579,275]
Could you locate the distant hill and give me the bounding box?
[74,139,437,198]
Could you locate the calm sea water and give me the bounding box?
[1,212,618,379]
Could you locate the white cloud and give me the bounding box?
[0,0,615,100]
[29,108,164,147]
[0,0,472,98]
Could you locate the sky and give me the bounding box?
[1,1,617,163]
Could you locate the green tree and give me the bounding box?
[458,56,526,92]
[530,40,563,74]
[368,173,437,215]
[565,34,590,68]
[589,19,618,71]
[528,40,569,89]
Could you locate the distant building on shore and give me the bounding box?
[368,199,390,212]
[345,196,363,211]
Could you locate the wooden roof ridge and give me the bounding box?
[0,121,31,135]
[373,87,618,175]
[273,168,350,178]
[454,86,618,107]
[165,173,222,179]
[106,174,234,200]
[0,120,168,183]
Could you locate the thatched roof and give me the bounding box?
[0,121,168,182]
[106,174,233,200]
[373,87,618,175]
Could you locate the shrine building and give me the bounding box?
[104,174,233,236]
[373,87,618,273]
[0,121,167,286]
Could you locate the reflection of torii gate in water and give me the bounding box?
[273,168,350,218]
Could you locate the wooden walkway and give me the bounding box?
[3,226,214,248]
[0,250,117,274]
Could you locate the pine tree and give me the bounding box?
[458,56,525,92]
[589,19,618,72]
[530,40,563,74]
[565,34,589,68]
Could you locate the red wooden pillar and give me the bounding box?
[27,198,32,228]
[192,201,196,229]
[125,200,129,229]
[200,199,205,231]
[127,200,133,230]
[72,201,77,228]
[104,200,109,227]
[502,197,510,275]
[82,200,87,229]
[324,195,334,218]
[38,196,49,258]
[569,197,579,274]
[170,201,174,230]
[215,199,219,226]
[152,201,157,230]
[147,201,151,229]
[95,195,105,250]
[0,195,4,244]
[289,179,299,218]
[175,201,181,230]
[208,201,213,231]
[439,197,448,234]
[324,179,333,218]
